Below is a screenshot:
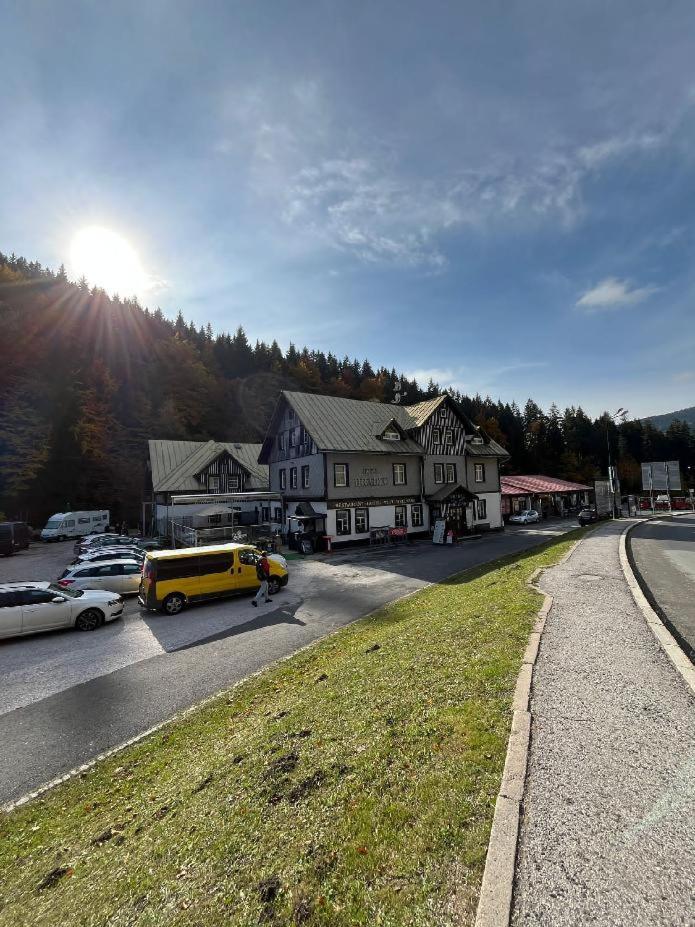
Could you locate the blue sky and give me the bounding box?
[2,0,695,417]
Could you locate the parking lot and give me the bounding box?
[0,519,579,803]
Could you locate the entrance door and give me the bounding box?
[447,504,466,534]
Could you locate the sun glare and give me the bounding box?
[69,226,148,299]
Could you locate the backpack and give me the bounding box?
[256,559,267,582]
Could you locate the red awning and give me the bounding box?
[501,475,591,496]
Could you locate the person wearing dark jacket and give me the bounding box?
[252,553,272,607]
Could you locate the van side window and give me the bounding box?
[238,550,258,566]
[197,553,234,574]
[156,557,203,581]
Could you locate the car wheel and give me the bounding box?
[162,593,185,615]
[268,577,281,596]
[75,608,104,631]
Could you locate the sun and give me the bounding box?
[69,226,148,299]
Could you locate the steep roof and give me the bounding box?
[500,475,591,495]
[149,440,267,492]
[402,395,446,428]
[281,392,424,454]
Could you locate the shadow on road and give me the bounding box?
[171,602,306,652]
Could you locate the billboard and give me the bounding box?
[641,461,682,492]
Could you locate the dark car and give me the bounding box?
[0,521,32,556]
[578,508,598,526]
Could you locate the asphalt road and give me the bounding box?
[629,513,695,660]
[0,520,578,805]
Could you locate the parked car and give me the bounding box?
[71,547,145,566]
[0,521,31,556]
[134,538,168,551]
[509,509,541,525]
[0,582,123,639]
[58,559,143,595]
[74,534,133,555]
[139,543,289,615]
[578,507,599,525]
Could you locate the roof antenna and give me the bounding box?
[391,378,408,405]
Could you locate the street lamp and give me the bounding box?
[605,407,628,518]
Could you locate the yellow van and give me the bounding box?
[139,543,289,615]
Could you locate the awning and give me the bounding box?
[427,483,479,504]
[293,502,323,517]
[194,503,240,516]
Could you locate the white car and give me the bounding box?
[71,547,145,566]
[0,582,123,639]
[58,559,143,595]
[509,509,541,525]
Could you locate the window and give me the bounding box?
[290,467,297,489]
[123,564,142,575]
[355,507,369,533]
[474,463,486,483]
[439,407,447,421]
[198,553,234,574]
[411,504,423,527]
[394,505,407,528]
[434,463,444,484]
[301,465,310,489]
[445,463,456,483]
[392,463,407,485]
[278,433,286,452]
[289,428,297,447]
[92,515,101,522]
[208,514,222,526]
[444,428,453,445]
[336,509,351,535]
[78,517,90,524]
[238,549,258,566]
[476,499,488,520]
[156,556,203,581]
[274,508,283,523]
[65,520,75,527]
[18,588,53,605]
[432,427,441,444]
[0,591,20,608]
[208,475,220,492]
[382,426,400,441]
[228,475,240,490]
[334,463,349,487]
[300,425,309,446]
[261,506,270,522]
[280,469,286,490]
[288,407,295,420]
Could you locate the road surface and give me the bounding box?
[0,520,577,804]
[629,513,695,660]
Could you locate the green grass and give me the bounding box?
[0,531,583,927]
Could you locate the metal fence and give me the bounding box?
[169,521,280,549]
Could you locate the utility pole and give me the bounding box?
[605,407,628,518]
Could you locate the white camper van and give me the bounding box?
[41,510,110,541]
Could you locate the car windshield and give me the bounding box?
[48,582,83,598]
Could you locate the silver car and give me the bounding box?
[0,582,123,639]
[58,559,143,595]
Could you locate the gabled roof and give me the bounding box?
[149,440,267,492]
[465,436,510,459]
[277,392,424,455]
[500,475,591,495]
[401,395,446,428]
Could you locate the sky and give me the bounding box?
[1,0,694,418]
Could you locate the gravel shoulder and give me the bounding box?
[512,520,695,927]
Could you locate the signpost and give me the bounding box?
[641,461,682,511]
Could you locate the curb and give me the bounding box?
[619,523,695,696]
[474,538,582,927]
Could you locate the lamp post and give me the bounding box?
[605,407,628,518]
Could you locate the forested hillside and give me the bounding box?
[644,406,695,431]
[1,251,693,527]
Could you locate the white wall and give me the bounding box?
[474,492,503,529]
[325,502,429,543]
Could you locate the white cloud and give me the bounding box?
[577,132,661,168]
[576,277,658,310]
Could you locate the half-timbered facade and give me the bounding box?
[258,391,508,545]
[146,440,276,535]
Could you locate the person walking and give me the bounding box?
[252,552,273,607]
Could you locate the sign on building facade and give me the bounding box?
[641,461,682,492]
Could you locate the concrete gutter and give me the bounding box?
[620,521,695,694]
[474,538,583,927]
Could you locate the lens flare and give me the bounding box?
[69,226,148,298]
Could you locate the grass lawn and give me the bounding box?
[0,531,583,927]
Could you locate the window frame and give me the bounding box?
[434,463,444,484]
[392,462,407,486]
[411,503,423,527]
[228,474,240,490]
[278,433,286,452]
[445,463,456,484]
[444,427,453,445]
[208,475,220,492]
[432,426,441,444]
[335,508,351,535]
[474,463,486,483]
[333,463,349,488]
[279,468,286,490]
[394,505,407,528]
[355,507,369,534]
[290,467,298,489]
[476,499,488,520]
[301,465,310,489]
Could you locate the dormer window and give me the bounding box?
[438,407,447,422]
[382,427,401,441]
[432,427,441,443]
